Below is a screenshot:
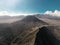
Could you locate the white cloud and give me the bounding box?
[44,10,60,16]
[0,11,33,16]
[0,11,18,16]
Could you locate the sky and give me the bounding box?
[0,0,60,16]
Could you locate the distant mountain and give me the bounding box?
[35,14,60,20]
[0,16,11,19]
[0,15,24,19]
[0,15,25,23]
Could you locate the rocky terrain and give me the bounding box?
[0,15,60,45]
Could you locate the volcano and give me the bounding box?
[10,15,48,45]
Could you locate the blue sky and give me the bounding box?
[0,0,60,16]
[12,0,60,13]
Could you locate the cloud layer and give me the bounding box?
[0,11,33,16]
[0,11,20,16]
[44,10,60,16]
[0,10,60,16]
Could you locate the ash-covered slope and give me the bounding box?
[0,23,14,45]
[11,16,47,36]
[11,15,48,45]
[0,15,60,45]
[0,15,47,45]
[11,15,60,45]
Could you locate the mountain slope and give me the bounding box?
[11,15,48,45]
[0,15,60,45]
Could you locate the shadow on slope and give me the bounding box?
[34,27,60,45]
